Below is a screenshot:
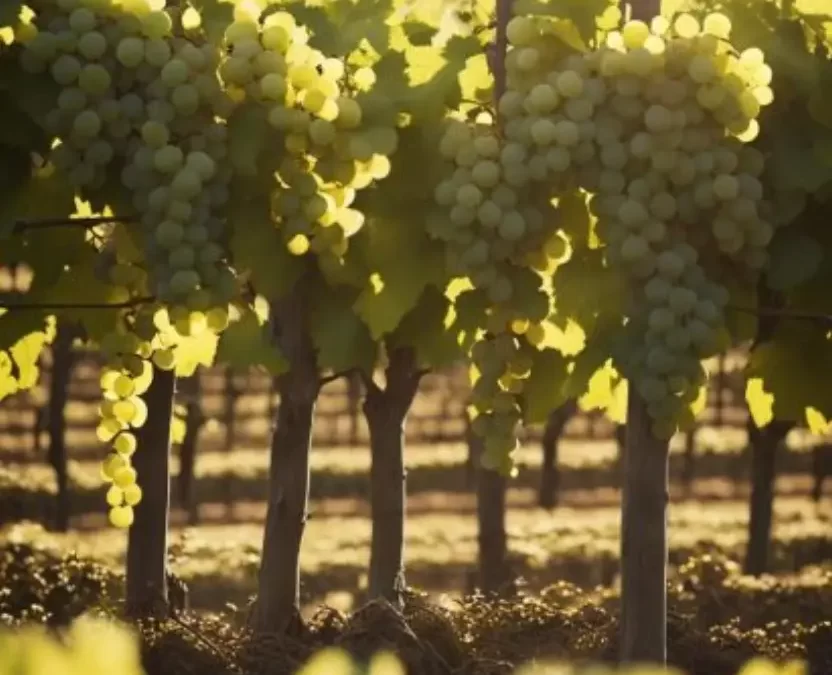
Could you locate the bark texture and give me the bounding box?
[176,375,204,525]
[253,291,319,635]
[620,392,670,665]
[744,420,793,575]
[363,347,423,606]
[223,367,238,514]
[126,366,176,618]
[469,424,510,593]
[47,322,75,532]
[539,399,577,509]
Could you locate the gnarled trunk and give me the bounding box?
[126,366,176,618]
[176,375,203,525]
[469,423,510,593]
[620,392,670,665]
[744,420,792,575]
[47,322,76,532]
[253,291,319,634]
[539,399,576,509]
[363,348,423,606]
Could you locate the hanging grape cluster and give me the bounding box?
[18,0,396,526]
[434,10,776,464]
[432,115,567,470]
[216,10,398,262]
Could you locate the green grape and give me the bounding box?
[144,38,172,67]
[498,211,526,241]
[161,58,189,87]
[152,348,177,370]
[186,151,216,181]
[58,87,86,113]
[141,10,173,39]
[102,452,127,480]
[78,63,111,96]
[109,505,134,528]
[52,54,82,85]
[78,30,107,60]
[506,16,537,46]
[169,269,200,296]
[123,484,142,506]
[114,432,137,456]
[172,84,199,114]
[713,174,739,200]
[69,8,96,34]
[141,120,169,148]
[106,485,124,508]
[156,220,185,248]
[154,145,184,173]
[171,168,202,199]
[113,374,135,398]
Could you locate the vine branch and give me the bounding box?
[490,0,513,109]
[727,304,832,328]
[0,296,153,311]
[9,215,138,234]
[320,369,355,386]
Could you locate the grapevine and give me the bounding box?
[14,0,396,527]
[435,9,775,466]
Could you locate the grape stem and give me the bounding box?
[0,296,153,311]
[728,303,832,328]
[10,215,139,234]
[320,369,357,386]
[490,0,513,109]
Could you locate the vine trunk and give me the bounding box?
[364,348,422,606]
[126,366,175,618]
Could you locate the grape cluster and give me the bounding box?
[20,0,242,525]
[432,116,566,466]
[214,10,398,260]
[437,10,776,462]
[96,330,153,528]
[579,14,772,438]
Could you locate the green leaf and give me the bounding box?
[174,333,219,378]
[746,322,832,423]
[402,21,434,46]
[229,198,302,300]
[188,0,234,47]
[352,217,446,340]
[308,283,377,375]
[216,308,287,375]
[0,317,53,402]
[522,348,570,425]
[0,2,23,26]
[556,190,592,248]
[450,287,488,353]
[389,287,462,369]
[766,232,823,291]
[745,377,775,427]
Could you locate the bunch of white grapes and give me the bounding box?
[21,0,238,343]
[432,114,569,453]
[96,329,154,527]
[494,11,775,439]
[214,9,398,259]
[19,0,240,525]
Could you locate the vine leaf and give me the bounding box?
[309,284,377,375]
[229,200,302,300]
[388,287,462,369]
[216,308,287,375]
[766,232,823,291]
[745,377,775,427]
[522,348,570,425]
